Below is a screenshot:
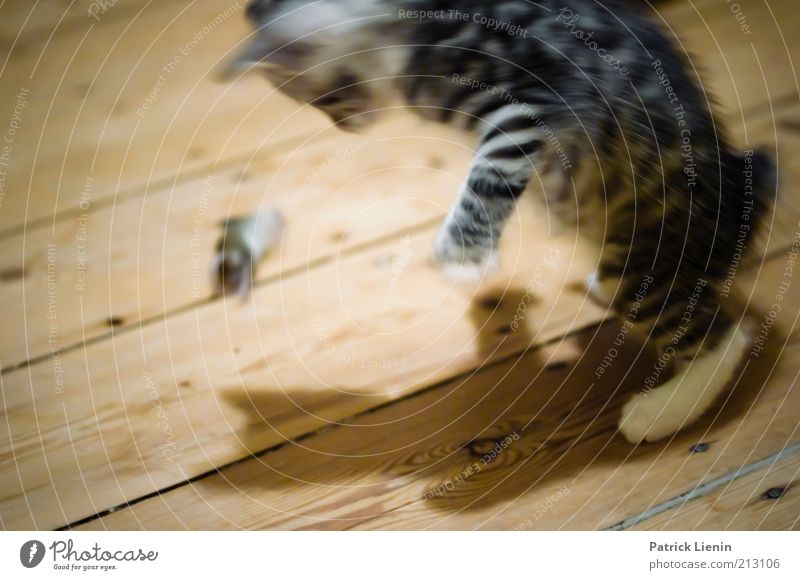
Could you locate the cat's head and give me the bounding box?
[228,0,408,130]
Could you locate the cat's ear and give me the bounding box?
[217,36,316,80]
[244,0,279,24]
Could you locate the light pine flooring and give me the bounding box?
[1,0,799,530]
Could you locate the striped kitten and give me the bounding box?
[230,0,776,443]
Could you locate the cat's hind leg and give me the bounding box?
[619,318,751,444]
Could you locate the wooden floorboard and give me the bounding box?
[73,253,800,530]
[2,97,797,529]
[630,448,800,530]
[0,0,326,234]
[652,0,800,117]
[0,0,160,45]
[1,0,799,530]
[2,99,798,372]
[0,208,608,529]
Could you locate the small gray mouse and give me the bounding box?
[211,208,284,298]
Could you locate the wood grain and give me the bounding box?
[2,95,796,372]
[0,117,473,369]
[75,252,800,530]
[0,0,327,233]
[2,0,798,370]
[631,450,800,530]
[0,0,160,44]
[648,0,800,116]
[2,0,797,233]
[1,0,799,532]
[0,205,605,529]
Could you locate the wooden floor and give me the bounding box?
[1,0,800,530]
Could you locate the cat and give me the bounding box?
[220,0,777,443]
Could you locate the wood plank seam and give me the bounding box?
[720,452,800,531]
[549,229,797,528]
[605,441,800,530]
[345,248,800,531]
[338,426,621,532]
[0,127,332,240]
[1,0,796,527]
[53,236,800,531]
[3,17,795,239]
[58,239,800,531]
[592,326,800,528]
[0,212,443,376]
[54,318,607,530]
[625,353,800,531]
[597,284,800,530]
[631,452,800,530]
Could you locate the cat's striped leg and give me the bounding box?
[432,183,514,283]
[433,108,540,283]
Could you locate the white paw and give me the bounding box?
[433,225,501,285]
[618,392,680,444]
[438,253,500,284]
[585,270,615,306]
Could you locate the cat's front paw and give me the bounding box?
[432,225,500,284]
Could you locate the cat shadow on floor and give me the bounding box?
[204,297,779,528]
[466,288,535,359]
